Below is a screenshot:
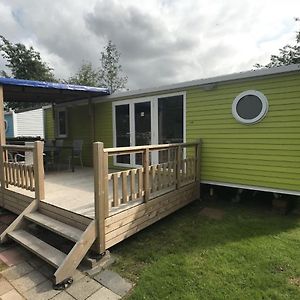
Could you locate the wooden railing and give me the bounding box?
[1,142,45,200]
[93,140,201,253]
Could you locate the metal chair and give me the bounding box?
[54,139,64,170]
[68,139,83,169]
[14,142,34,165]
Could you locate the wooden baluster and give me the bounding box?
[143,148,150,202]
[113,173,119,207]
[130,169,136,201]
[138,167,143,198]
[176,146,182,189]
[121,171,128,203]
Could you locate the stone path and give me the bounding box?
[0,210,133,300]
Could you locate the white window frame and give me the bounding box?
[56,107,68,138]
[112,91,186,168]
[232,90,268,125]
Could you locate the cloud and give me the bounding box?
[0,0,299,89]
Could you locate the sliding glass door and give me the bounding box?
[113,93,184,167]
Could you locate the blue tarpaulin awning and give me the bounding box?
[0,77,110,103]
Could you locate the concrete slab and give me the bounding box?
[66,276,101,300]
[0,289,24,300]
[0,248,25,267]
[51,291,75,300]
[94,270,132,297]
[23,280,60,300]
[0,277,13,296]
[87,286,121,300]
[12,270,47,293]
[1,261,34,281]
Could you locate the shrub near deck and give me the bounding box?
[111,200,300,300]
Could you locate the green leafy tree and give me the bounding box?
[0,36,56,109]
[255,18,300,68]
[99,40,127,93]
[68,62,99,86]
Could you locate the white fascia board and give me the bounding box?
[57,63,300,107]
[94,63,300,103]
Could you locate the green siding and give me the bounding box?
[44,107,55,139]
[186,72,300,192]
[61,70,300,193]
[64,105,93,166]
[94,102,113,148]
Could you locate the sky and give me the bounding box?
[0,0,299,90]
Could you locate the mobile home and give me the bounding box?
[50,63,300,195]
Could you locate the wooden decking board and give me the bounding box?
[25,212,83,242]
[8,230,66,268]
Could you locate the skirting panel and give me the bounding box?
[105,182,200,248]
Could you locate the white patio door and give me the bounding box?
[113,93,185,167]
[113,99,155,167]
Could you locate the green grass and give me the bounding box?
[111,199,300,300]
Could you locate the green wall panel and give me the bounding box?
[185,72,300,192]
[44,107,55,140]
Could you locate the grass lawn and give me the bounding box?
[111,196,300,299]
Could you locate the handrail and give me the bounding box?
[104,142,199,156]
[2,145,34,151]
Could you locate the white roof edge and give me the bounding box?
[94,63,300,102]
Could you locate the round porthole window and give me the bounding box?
[232,90,268,124]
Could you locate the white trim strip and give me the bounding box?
[201,180,300,196]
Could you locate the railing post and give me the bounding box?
[143,148,150,202]
[0,86,5,193]
[33,141,45,201]
[93,142,106,253]
[176,145,182,189]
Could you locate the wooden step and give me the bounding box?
[8,230,66,268]
[25,212,83,242]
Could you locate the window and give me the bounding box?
[56,108,68,137]
[232,90,268,124]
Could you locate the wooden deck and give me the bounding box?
[0,141,201,285]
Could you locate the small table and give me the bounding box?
[44,145,75,172]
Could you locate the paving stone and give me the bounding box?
[93,270,132,297]
[39,264,55,279]
[27,257,45,269]
[51,291,75,300]
[23,280,60,300]
[72,270,85,282]
[66,276,101,300]
[0,289,24,300]
[12,270,47,293]
[87,286,121,300]
[0,248,25,267]
[0,277,13,296]
[1,261,34,281]
[0,243,12,254]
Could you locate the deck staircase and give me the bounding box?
[0,203,96,286]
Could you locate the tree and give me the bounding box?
[68,62,99,86]
[0,35,56,109]
[99,40,127,93]
[255,18,300,68]
[0,36,55,81]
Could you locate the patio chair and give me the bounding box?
[53,139,64,170]
[14,142,34,165]
[68,139,83,169]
